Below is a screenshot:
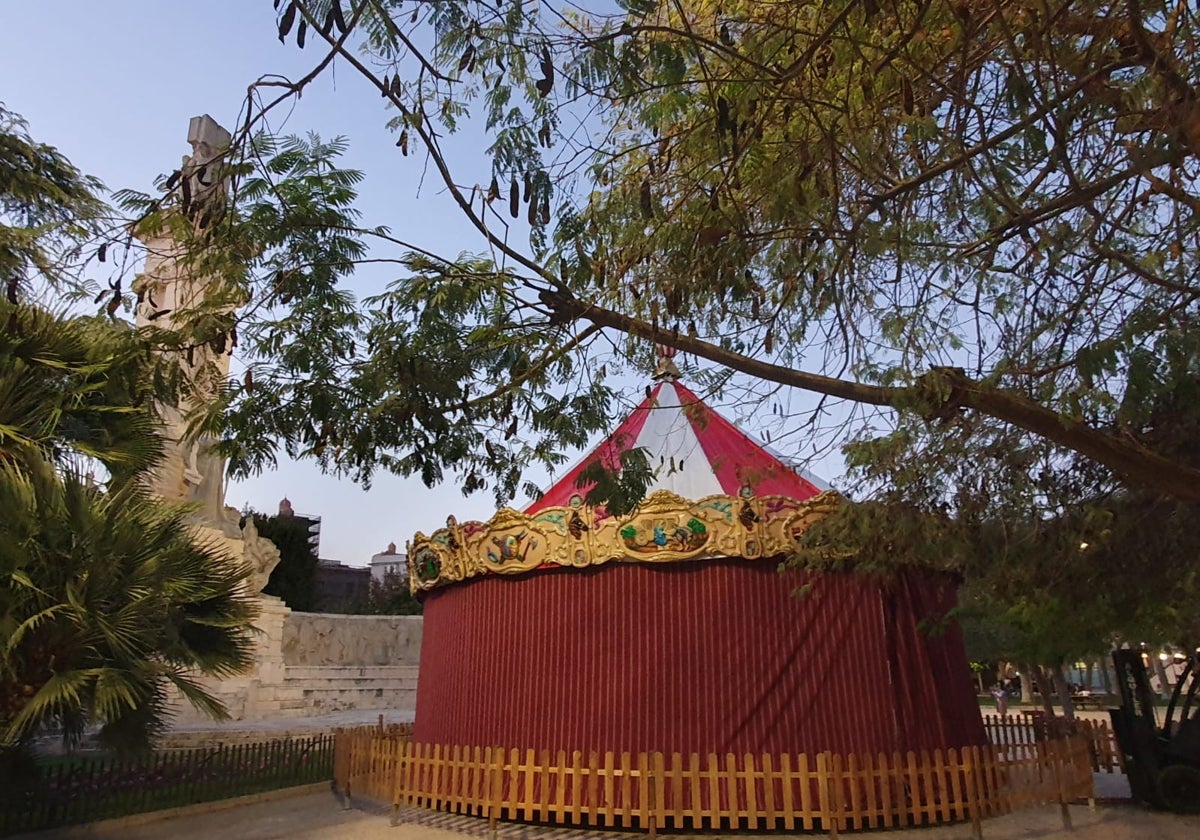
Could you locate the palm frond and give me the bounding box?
[1,432,255,750]
[4,669,96,743]
[2,604,68,655]
[165,672,230,722]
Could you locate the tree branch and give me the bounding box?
[540,290,1200,504]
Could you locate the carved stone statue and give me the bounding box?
[181,114,231,227]
[241,516,283,594]
[134,115,237,531]
[137,115,278,592]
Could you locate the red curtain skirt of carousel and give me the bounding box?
[412,560,985,756]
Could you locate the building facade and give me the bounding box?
[370,542,408,583]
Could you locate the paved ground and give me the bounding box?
[37,787,1200,840]
[35,703,1160,838]
[1091,771,1130,800]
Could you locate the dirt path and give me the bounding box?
[34,789,1200,840]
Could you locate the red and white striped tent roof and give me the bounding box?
[526,375,828,514]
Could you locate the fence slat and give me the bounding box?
[723,753,738,828]
[797,752,814,831]
[779,753,796,831]
[947,748,964,821]
[877,753,894,828]
[586,750,600,826]
[705,752,721,828]
[687,752,703,828]
[636,751,650,829]
[761,752,777,827]
[669,752,684,827]
[618,751,633,827]
[652,750,667,830]
[830,752,845,835]
[845,752,861,829]
[816,752,832,835]
[862,752,878,828]
[601,750,615,827]
[538,749,551,823]
[933,749,950,823]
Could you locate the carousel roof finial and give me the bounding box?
[652,344,681,382]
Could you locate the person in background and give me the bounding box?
[991,683,1009,717]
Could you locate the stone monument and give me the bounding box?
[134,117,425,729]
[135,116,240,528]
[136,115,286,721]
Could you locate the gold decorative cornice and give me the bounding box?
[407,490,842,594]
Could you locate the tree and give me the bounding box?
[250,510,320,612]
[154,1,1192,664]
[0,304,257,753]
[359,571,424,616]
[1,104,104,297]
[0,109,257,754]
[23,2,1200,596]
[788,396,1200,718]
[163,0,1197,513]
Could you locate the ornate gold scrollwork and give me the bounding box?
[407,490,842,594]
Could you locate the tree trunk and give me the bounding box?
[1153,652,1173,700]
[1105,648,1121,697]
[1030,666,1057,717]
[1051,664,1076,721]
[1099,659,1112,694]
[1020,665,1035,704]
[1084,661,1095,692]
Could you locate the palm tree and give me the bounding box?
[0,302,258,753]
[0,452,256,751]
[0,302,162,478]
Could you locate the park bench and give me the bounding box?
[1073,694,1112,711]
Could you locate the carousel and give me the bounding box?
[407,354,985,760]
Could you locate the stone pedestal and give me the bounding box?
[164,503,419,727]
[250,595,290,682]
[168,593,291,724]
[167,598,423,724]
[240,595,292,716]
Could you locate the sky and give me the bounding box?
[0,1,848,566]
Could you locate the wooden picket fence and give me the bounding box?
[331,720,414,802]
[2,735,335,837]
[333,727,1094,835]
[981,712,1123,773]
